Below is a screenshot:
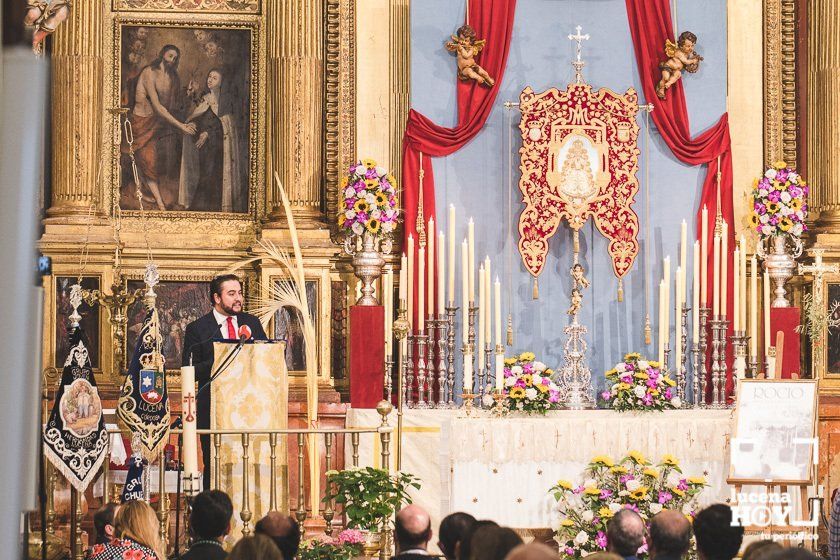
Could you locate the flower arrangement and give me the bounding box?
[750,160,808,239]
[298,529,365,560]
[338,159,399,237]
[323,466,421,531]
[501,352,562,415]
[550,452,707,559]
[602,353,680,412]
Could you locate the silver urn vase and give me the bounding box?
[758,234,803,308]
[346,231,387,306]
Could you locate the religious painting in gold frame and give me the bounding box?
[517,83,641,287]
[819,274,840,392]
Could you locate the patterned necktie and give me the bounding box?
[226,316,236,339]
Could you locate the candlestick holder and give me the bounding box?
[679,304,689,401]
[690,342,701,407]
[468,301,477,371]
[709,316,722,409]
[461,342,475,397]
[747,354,758,379]
[405,335,415,408]
[732,335,747,396]
[436,315,448,408]
[415,333,429,409]
[491,391,508,418]
[663,342,671,376]
[716,318,730,407]
[445,305,458,408]
[384,354,393,403]
[494,343,505,394]
[698,307,711,406]
[483,342,493,403]
[424,317,435,406]
[459,392,478,417]
[766,346,777,379]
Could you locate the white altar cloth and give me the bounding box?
[347,408,734,530]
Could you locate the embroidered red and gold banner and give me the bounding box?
[517,83,642,283]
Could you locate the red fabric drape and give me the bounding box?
[402,0,517,328]
[626,0,735,400]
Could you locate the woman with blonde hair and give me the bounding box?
[87,499,164,559]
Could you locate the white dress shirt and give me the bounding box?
[213,309,239,340]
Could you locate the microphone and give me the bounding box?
[238,324,252,342]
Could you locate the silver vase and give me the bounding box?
[347,232,386,306]
[758,234,803,308]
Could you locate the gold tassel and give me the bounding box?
[506,314,513,346]
[644,313,652,345]
[617,278,624,302]
[532,277,539,299]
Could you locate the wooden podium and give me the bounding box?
[210,341,287,537]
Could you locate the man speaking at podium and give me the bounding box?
[183,274,268,489]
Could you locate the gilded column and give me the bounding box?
[46,2,104,218]
[266,0,325,225]
[389,0,410,185]
[809,0,840,228]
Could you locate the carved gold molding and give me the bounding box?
[112,0,260,14]
[763,0,799,167]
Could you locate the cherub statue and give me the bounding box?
[571,263,590,290]
[24,0,71,56]
[655,31,703,99]
[567,288,583,316]
[445,24,495,87]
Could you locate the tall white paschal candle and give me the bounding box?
[721,222,728,319]
[764,271,771,349]
[663,256,671,361]
[384,270,393,355]
[733,248,740,331]
[740,236,747,329]
[658,279,666,365]
[438,232,445,315]
[461,239,469,345]
[701,206,708,306]
[494,277,503,391]
[417,247,425,333]
[448,205,455,304]
[750,256,758,356]
[427,217,435,318]
[407,234,414,331]
[468,218,475,302]
[712,233,721,317]
[399,253,407,302]
[693,241,700,340]
[180,365,198,484]
[484,256,492,340]
[477,265,485,372]
[674,267,683,371]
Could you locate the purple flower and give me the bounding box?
[515,379,526,388]
[620,374,633,384]
[776,169,789,182]
[767,190,781,202]
[642,394,653,405]
[600,489,613,500]
[788,185,802,198]
[523,363,534,373]
[620,474,633,484]
[593,517,601,525]
[645,378,658,388]
[596,531,608,550]
[804,185,810,196]
[769,215,779,226]
[658,491,673,504]
[504,368,512,377]
[759,178,771,189]
[566,547,576,556]
[638,543,649,555]
[345,199,355,209]
[625,504,640,513]
[542,377,551,385]
[754,202,767,214]
[365,168,377,179]
[601,391,611,400]
[664,388,673,400]
[574,485,584,494]
[549,391,560,403]
[677,479,689,491]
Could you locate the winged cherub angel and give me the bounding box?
[24,0,71,55]
[445,24,495,87]
[655,31,703,99]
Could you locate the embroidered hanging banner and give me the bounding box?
[43,326,109,492]
[517,83,641,283]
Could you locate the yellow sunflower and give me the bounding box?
[561,519,575,527]
[338,213,346,227]
[628,451,649,465]
[671,487,686,497]
[536,383,549,393]
[584,487,601,496]
[643,467,660,479]
[649,388,660,396]
[522,374,534,387]
[354,199,369,213]
[776,180,788,191]
[752,177,759,188]
[773,160,788,169]
[629,487,649,501]
[386,173,396,185]
[555,480,573,490]
[790,198,803,211]
[367,218,381,234]
[364,178,378,190]
[362,158,377,169]
[519,351,536,362]
[599,507,615,518]
[779,217,793,232]
[592,455,615,467]
[624,352,641,361]
[504,358,517,366]
[766,201,780,214]
[633,371,649,380]
[617,383,631,391]
[606,369,618,378]
[749,213,760,227]
[610,465,629,475]
[648,361,661,369]
[663,377,676,387]
[340,176,349,188]
[545,368,554,375]
[687,476,706,485]
[375,192,388,206]
[660,454,680,467]
[510,387,526,399]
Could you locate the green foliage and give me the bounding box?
[323,466,421,530]
[297,540,361,560]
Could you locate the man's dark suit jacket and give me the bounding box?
[179,541,227,560]
[182,310,267,488]
[390,552,432,560]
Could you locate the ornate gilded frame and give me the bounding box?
[763,0,799,167]
[818,273,840,394]
[105,11,265,236]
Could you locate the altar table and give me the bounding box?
[346,408,734,530]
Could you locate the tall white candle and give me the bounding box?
[438,232,445,315]
[733,247,740,331]
[693,241,700,340]
[427,217,435,318]
[675,266,683,371]
[750,256,758,356]
[407,234,414,331]
[494,276,502,345]
[461,239,469,345]
[484,256,491,340]
[664,256,671,355]
[680,220,688,279]
[701,206,708,306]
[180,366,198,481]
[399,253,407,302]
[384,269,393,355]
[764,271,771,350]
[721,221,728,319]
[448,205,455,304]
[417,247,425,333]
[712,234,721,317]
[658,279,665,365]
[477,265,485,372]
[740,236,747,329]
[468,218,475,302]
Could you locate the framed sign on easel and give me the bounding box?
[727,379,821,544]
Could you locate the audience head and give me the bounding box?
[438,512,477,560]
[607,508,646,558]
[114,500,165,559]
[770,549,818,560]
[227,534,283,560]
[468,525,523,560]
[254,511,300,560]
[458,519,499,560]
[584,554,624,560]
[395,504,433,553]
[93,502,118,545]
[505,543,561,560]
[649,510,692,559]
[190,489,233,542]
[742,540,783,560]
[692,504,744,560]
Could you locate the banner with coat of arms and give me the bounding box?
[117,307,170,458]
[43,326,109,492]
[517,82,642,285]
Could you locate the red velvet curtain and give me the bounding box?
[626,0,735,399]
[402,0,517,328]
